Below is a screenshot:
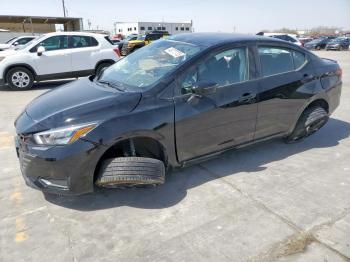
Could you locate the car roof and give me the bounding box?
[169,32,283,47]
[42,31,107,38]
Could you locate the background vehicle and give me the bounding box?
[298,36,313,46]
[304,37,336,50]
[0,32,120,89]
[0,36,36,51]
[257,32,302,46]
[114,34,138,55]
[15,33,342,195]
[326,37,350,51]
[121,30,170,55]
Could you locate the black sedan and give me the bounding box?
[15,33,342,195]
[326,38,350,51]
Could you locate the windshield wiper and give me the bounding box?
[98,80,125,92]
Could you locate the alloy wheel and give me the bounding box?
[11,71,30,88]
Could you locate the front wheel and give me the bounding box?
[95,157,165,188]
[6,67,34,90]
[285,106,328,143]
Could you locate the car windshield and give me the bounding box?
[329,38,345,44]
[99,39,204,92]
[5,37,17,44]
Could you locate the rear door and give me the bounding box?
[174,45,259,162]
[69,35,100,73]
[30,35,72,76]
[254,45,314,139]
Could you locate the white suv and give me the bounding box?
[0,32,120,89]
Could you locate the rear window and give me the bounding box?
[258,47,306,77]
[70,36,99,48]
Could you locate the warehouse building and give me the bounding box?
[115,21,193,36]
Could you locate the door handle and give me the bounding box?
[238,93,256,104]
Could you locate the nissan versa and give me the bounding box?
[14,33,342,195]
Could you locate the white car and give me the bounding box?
[259,33,303,46]
[0,32,120,89]
[0,36,37,51]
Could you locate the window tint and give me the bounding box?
[33,35,68,52]
[258,47,294,77]
[70,36,98,48]
[179,47,248,93]
[16,37,33,45]
[292,51,306,69]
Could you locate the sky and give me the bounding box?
[1,0,350,33]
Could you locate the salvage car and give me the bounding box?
[0,32,120,89]
[326,37,350,51]
[0,35,36,51]
[15,33,342,195]
[304,37,336,50]
[121,30,169,55]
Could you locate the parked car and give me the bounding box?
[0,36,37,51]
[0,32,120,89]
[298,37,313,46]
[304,37,336,50]
[114,34,138,55]
[257,32,302,46]
[326,37,350,51]
[121,30,170,55]
[14,33,342,195]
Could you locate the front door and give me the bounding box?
[31,35,71,77]
[174,46,259,162]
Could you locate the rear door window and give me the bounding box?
[70,36,99,48]
[258,47,298,77]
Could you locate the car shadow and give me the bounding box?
[44,118,350,211]
[0,79,74,91]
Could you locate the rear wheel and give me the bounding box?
[95,157,165,188]
[285,106,328,143]
[6,67,34,90]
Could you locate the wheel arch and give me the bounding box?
[94,60,115,73]
[93,135,169,183]
[287,97,329,135]
[3,63,37,83]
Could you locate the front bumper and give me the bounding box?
[15,134,106,196]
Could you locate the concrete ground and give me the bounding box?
[1,51,350,262]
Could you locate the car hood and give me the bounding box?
[0,48,17,56]
[15,77,141,134]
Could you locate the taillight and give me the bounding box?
[113,48,121,57]
[336,68,342,78]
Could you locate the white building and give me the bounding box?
[115,21,193,36]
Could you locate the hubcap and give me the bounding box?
[11,71,30,88]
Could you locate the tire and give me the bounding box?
[339,46,343,51]
[285,106,328,143]
[95,62,114,76]
[95,157,165,188]
[6,67,34,90]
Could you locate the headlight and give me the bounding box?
[33,123,97,145]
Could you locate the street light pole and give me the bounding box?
[62,0,66,17]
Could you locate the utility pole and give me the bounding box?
[62,0,66,17]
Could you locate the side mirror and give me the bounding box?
[192,80,218,95]
[37,46,45,56]
[13,42,19,46]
